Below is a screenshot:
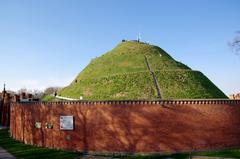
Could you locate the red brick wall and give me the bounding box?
[0,98,10,126]
[9,100,240,153]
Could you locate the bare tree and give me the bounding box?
[229,31,240,55]
[44,87,61,96]
[32,89,44,99]
[17,88,30,94]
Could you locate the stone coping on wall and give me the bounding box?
[51,146,240,157]
[11,99,240,106]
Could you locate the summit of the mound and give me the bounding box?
[76,41,190,80]
[58,41,227,100]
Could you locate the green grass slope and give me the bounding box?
[76,41,189,80]
[41,95,56,102]
[155,70,227,99]
[59,71,158,100]
[58,41,227,100]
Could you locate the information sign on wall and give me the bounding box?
[60,116,74,130]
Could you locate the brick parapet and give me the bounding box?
[12,99,240,106]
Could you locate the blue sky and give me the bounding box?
[0,0,239,95]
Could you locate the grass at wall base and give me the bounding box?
[0,129,80,159]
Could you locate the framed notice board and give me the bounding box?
[60,116,74,130]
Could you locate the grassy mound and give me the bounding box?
[75,41,189,80]
[155,70,227,99]
[58,41,227,100]
[59,71,158,100]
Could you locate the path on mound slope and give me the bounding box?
[144,55,162,98]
